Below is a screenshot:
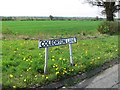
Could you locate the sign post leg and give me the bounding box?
[44,47,48,74]
[69,44,73,66]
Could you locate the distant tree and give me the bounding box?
[49,15,54,20]
[86,0,120,21]
[96,16,99,20]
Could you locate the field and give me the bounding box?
[2,21,102,39]
[2,20,118,88]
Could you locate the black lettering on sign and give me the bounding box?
[38,37,77,48]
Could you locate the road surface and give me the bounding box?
[70,64,119,88]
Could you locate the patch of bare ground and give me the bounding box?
[2,33,53,40]
[2,33,109,40]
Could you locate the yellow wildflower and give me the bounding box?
[52,56,55,58]
[13,86,16,88]
[90,62,93,64]
[63,58,65,61]
[64,68,66,70]
[23,57,25,60]
[71,69,74,71]
[110,55,113,57]
[35,75,37,77]
[52,59,55,61]
[98,57,100,59]
[64,70,67,73]
[46,76,48,79]
[24,79,26,82]
[56,71,59,75]
[56,68,58,70]
[42,75,45,78]
[75,64,77,66]
[55,65,58,67]
[28,58,30,61]
[59,58,62,60]
[10,74,13,78]
[92,59,94,61]
[53,65,55,68]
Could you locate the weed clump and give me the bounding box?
[98,21,120,35]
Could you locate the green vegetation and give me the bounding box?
[98,21,120,35]
[2,21,101,38]
[2,20,119,89]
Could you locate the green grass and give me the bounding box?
[2,20,119,89]
[2,35,118,88]
[2,21,101,37]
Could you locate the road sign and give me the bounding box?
[38,37,77,74]
[38,37,77,48]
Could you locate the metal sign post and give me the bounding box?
[38,37,77,74]
[44,47,48,74]
[69,43,73,66]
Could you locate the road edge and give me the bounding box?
[35,57,119,89]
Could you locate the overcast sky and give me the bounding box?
[0,0,105,17]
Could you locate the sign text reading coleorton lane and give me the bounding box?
[38,37,77,48]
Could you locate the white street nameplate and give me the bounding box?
[38,37,77,48]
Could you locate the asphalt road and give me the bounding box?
[70,64,119,88]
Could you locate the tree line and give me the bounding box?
[1,16,105,21]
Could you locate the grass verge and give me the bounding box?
[2,35,118,88]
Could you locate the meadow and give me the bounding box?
[2,20,118,88]
[2,21,102,39]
